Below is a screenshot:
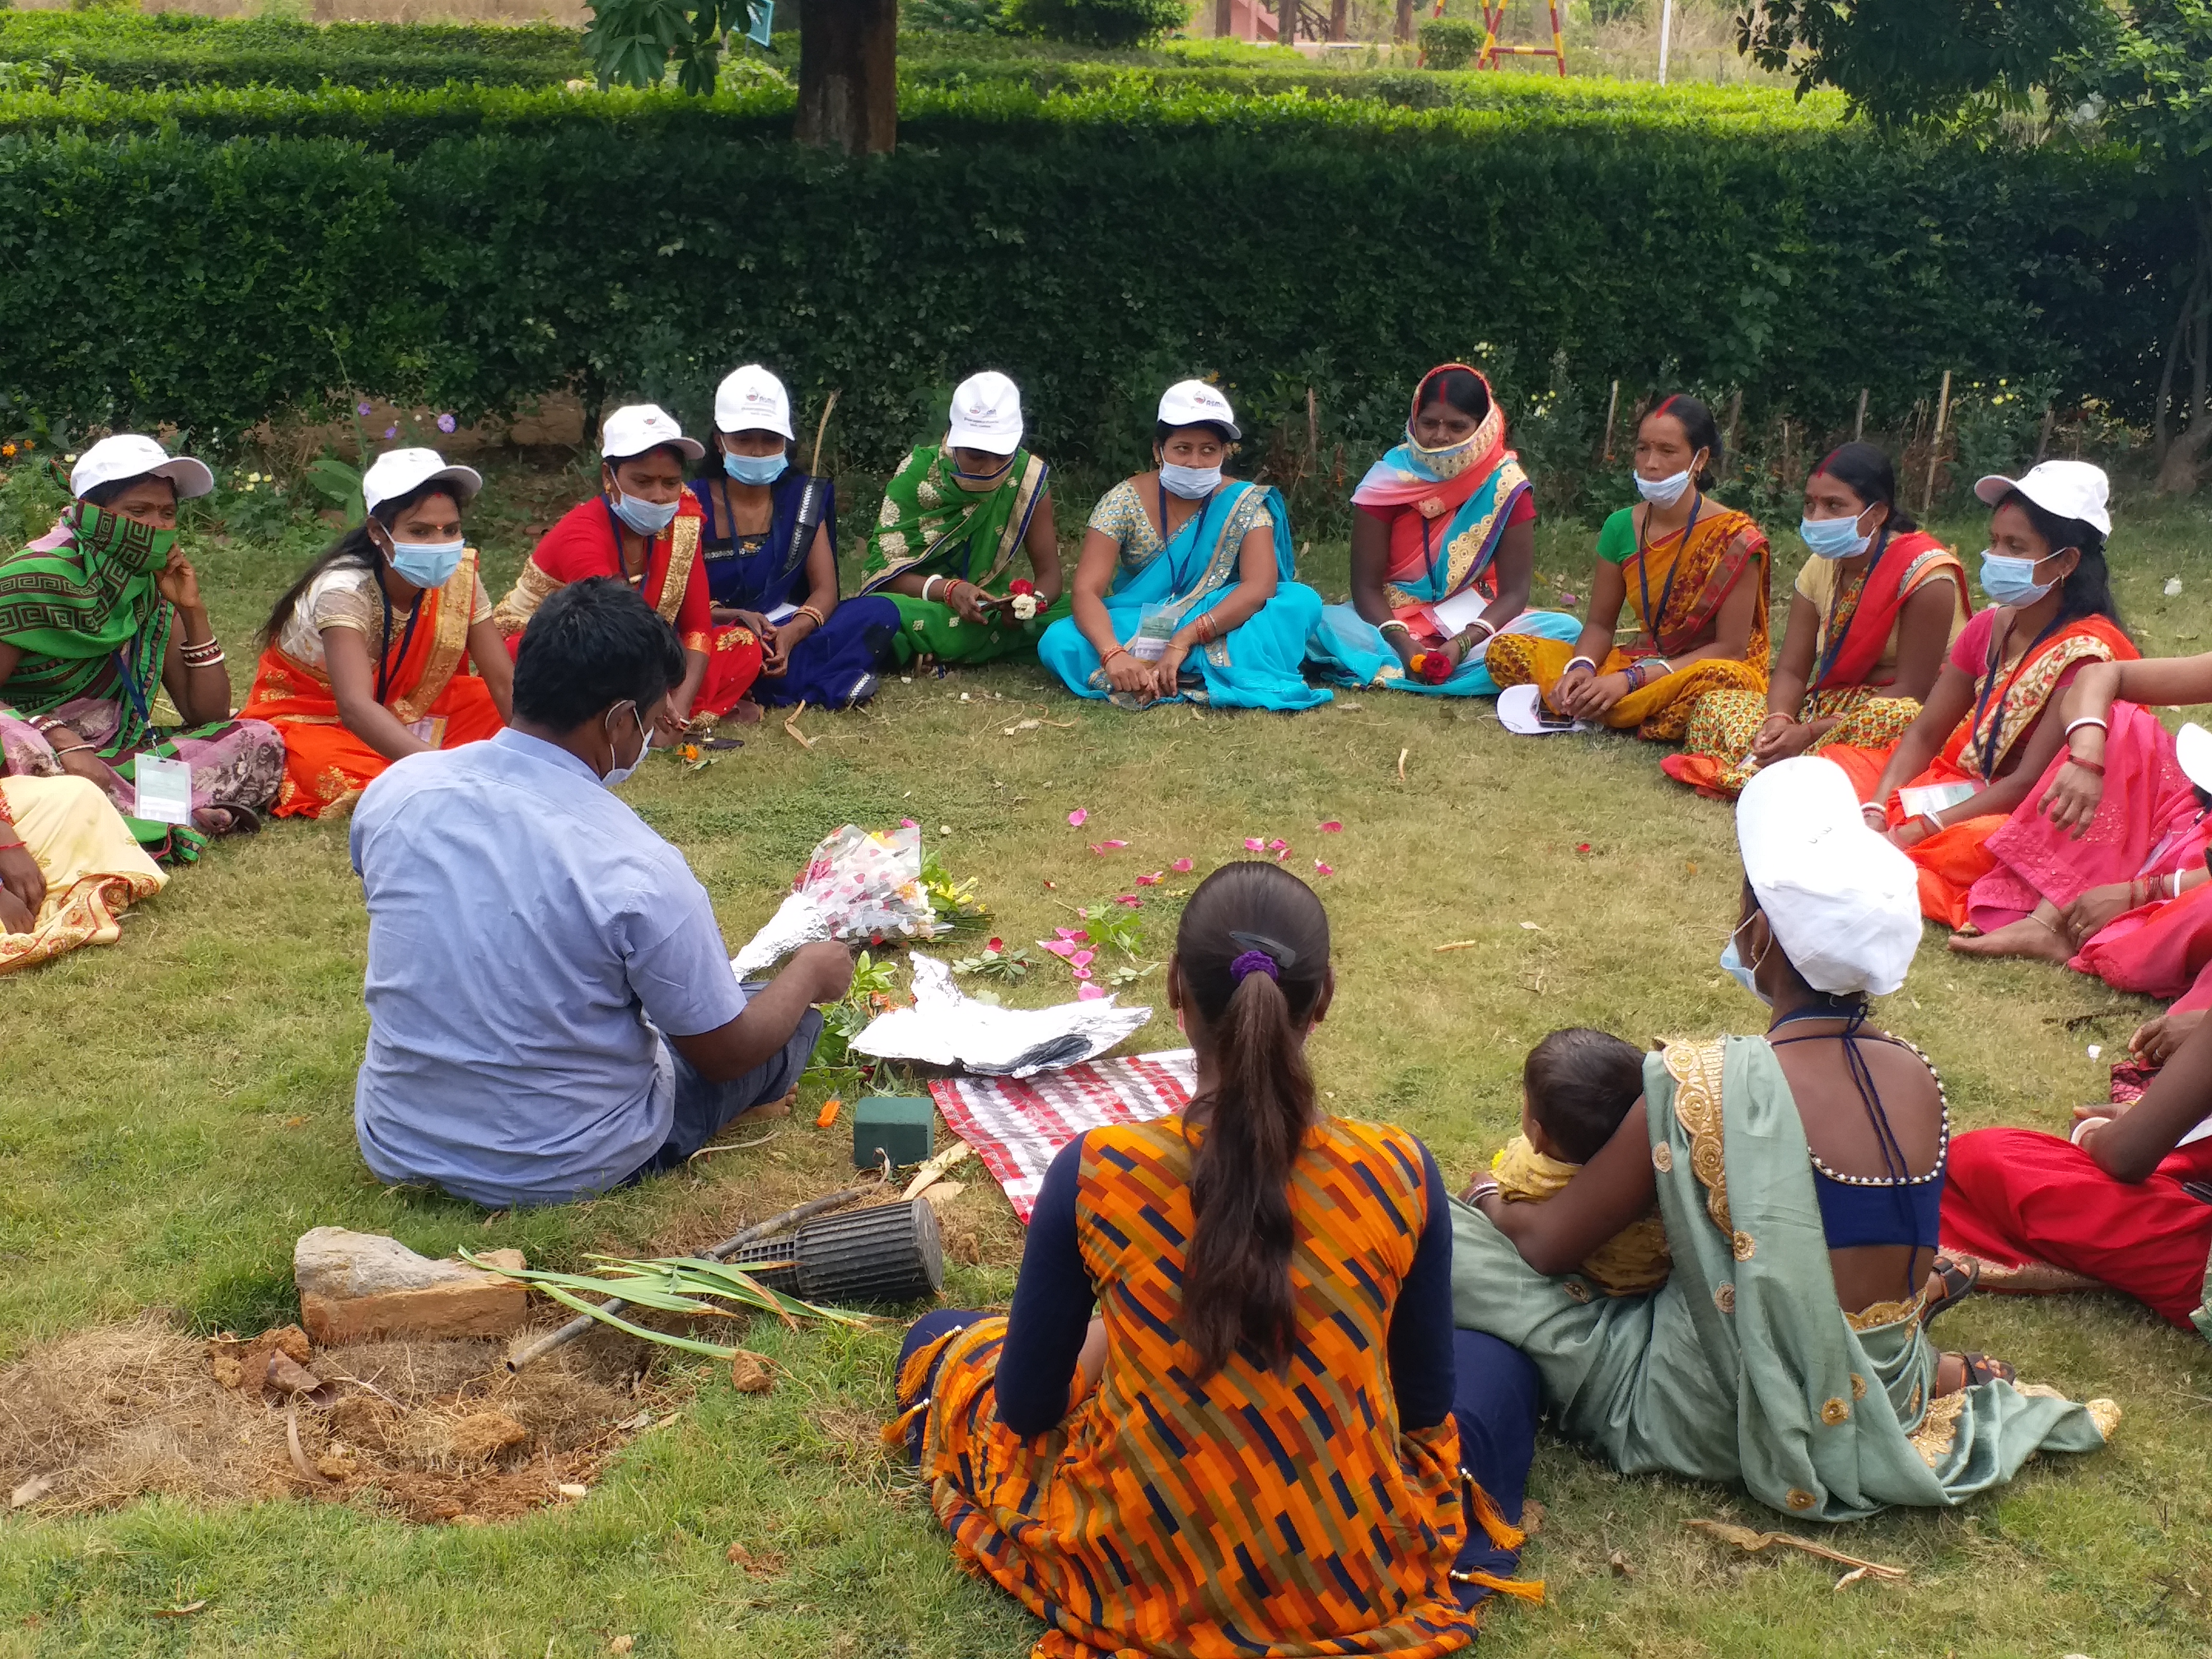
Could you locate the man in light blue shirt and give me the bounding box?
[350,577,853,1208]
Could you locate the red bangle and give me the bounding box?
[2068,757,2106,775]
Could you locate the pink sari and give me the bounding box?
[1966,701,2203,933]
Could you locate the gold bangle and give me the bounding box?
[794,604,826,629]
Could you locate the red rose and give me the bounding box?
[1010,578,1036,596]
[988,937,1005,952]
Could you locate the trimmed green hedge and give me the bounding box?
[0,14,588,92]
[0,81,2182,476]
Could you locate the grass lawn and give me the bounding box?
[5,465,2212,1656]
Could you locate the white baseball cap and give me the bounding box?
[1974,459,2112,537]
[601,403,704,463]
[947,371,1024,456]
[1736,756,1923,997]
[361,447,483,517]
[70,434,214,502]
[1157,379,1240,441]
[714,365,793,441]
[2178,723,2212,794]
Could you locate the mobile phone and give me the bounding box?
[1535,704,1575,730]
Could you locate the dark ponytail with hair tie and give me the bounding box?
[1173,862,1332,1379]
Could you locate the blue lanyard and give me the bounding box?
[1156,480,1219,587]
[1635,491,1700,654]
[1811,525,1895,688]
[1970,612,2064,782]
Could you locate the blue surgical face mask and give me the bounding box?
[1159,462,1221,500]
[610,488,680,538]
[1979,548,2055,608]
[1720,918,1772,1005]
[386,537,465,589]
[1799,511,1872,561]
[601,704,651,788]
[723,450,788,486]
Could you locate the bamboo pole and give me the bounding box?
[1600,378,1620,462]
[1920,370,1953,516]
[2036,403,2056,461]
[1853,388,1868,442]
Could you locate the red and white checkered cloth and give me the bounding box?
[929,1048,1197,1222]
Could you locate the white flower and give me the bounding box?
[1011,594,1040,621]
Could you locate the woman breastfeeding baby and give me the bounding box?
[1454,757,2115,1520]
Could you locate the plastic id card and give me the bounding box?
[132,754,195,826]
[407,716,449,748]
[1127,605,1176,662]
[1898,781,1979,820]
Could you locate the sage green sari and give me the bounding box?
[858,441,1059,666]
[1452,1035,2117,1522]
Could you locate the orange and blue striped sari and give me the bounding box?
[890,1114,1511,1658]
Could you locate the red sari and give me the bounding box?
[241,549,505,819]
[1822,612,2137,926]
[492,495,761,718]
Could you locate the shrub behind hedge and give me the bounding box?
[0,82,2181,476]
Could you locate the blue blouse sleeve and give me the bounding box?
[1385,1140,1458,1432]
[995,1132,1098,1437]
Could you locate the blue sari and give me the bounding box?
[1038,480,1330,711]
[691,475,899,709]
[1308,444,1578,697]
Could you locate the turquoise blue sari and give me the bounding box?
[1308,444,1577,697]
[1039,480,1330,711]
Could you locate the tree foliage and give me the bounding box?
[1004,0,1189,48]
[581,0,762,93]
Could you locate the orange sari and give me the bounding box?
[1823,613,2137,926]
[1485,502,1770,742]
[241,550,505,819]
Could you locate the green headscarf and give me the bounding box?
[0,503,175,727]
[858,441,1048,599]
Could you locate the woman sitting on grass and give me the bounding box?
[0,733,164,975]
[1664,443,1968,799]
[1826,462,2137,931]
[1484,394,1769,739]
[1039,380,1329,710]
[1307,363,1580,695]
[493,405,761,729]
[1454,757,2116,1520]
[0,434,282,861]
[694,365,898,710]
[241,448,509,818]
[857,372,1067,669]
[888,860,1542,1655]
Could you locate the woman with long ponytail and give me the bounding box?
[888,862,1542,1653]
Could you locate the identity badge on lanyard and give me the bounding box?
[132,754,195,826]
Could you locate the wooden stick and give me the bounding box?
[1600,378,1620,462]
[2037,402,2056,461]
[807,389,841,477]
[1684,1518,1906,1580]
[1723,389,1743,479]
[1853,387,1868,442]
[1921,369,1953,515]
[1434,939,1483,952]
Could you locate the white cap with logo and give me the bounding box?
[362,447,484,517]
[1736,756,1922,997]
[1974,458,2112,537]
[947,371,1024,456]
[70,434,215,503]
[714,365,794,441]
[1157,379,1240,441]
[601,403,705,463]
[2178,723,2212,795]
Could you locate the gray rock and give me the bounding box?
[293,1227,495,1298]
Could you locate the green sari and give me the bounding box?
[1452,1035,2117,1521]
[858,441,1061,666]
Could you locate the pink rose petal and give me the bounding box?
[1070,950,1095,968]
[1314,861,1334,876]
[1055,927,1081,940]
[1072,930,1090,943]
[1320,820,1343,832]
[1171,857,1194,873]
[1068,808,1088,827]
[1244,837,1264,852]
[1136,871,1163,886]
[1113,894,1142,908]
[1072,966,1092,980]
[1089,840,1130,854]
[901,817,918,828]
[1041,939,1077,959]
[1267,838,1289,852]
[1077,984,1108,1000]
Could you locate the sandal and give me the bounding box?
[1922,1254,1980,1327]
[194,803,261,836]
[1945,1351,2016,1390]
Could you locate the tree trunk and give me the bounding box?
[1215,0,1233,35]
[794,0,896,156]
[2156,194,2212,495]
[1395,0,1413,41]
[1329,0,1346,39]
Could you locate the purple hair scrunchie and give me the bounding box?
[1229,949,1280,985]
